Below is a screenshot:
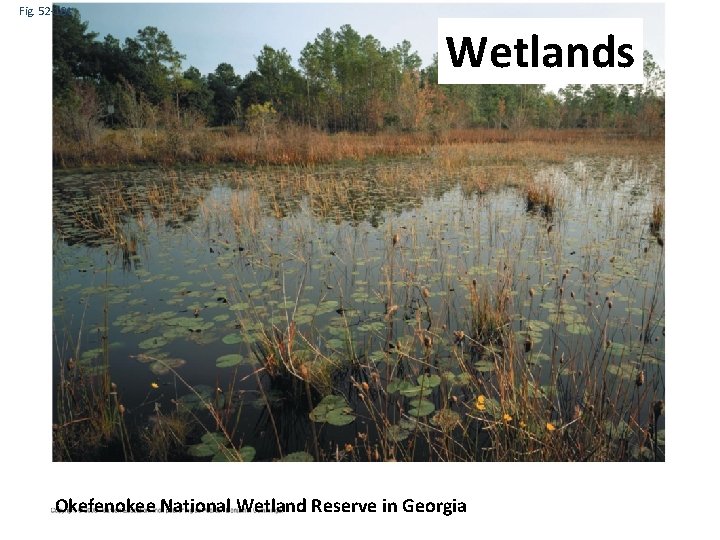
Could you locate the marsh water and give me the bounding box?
[53,154,665,461]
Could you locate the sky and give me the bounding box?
[64,2,664,82]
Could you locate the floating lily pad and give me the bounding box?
[309,395,355,426]
[386,424,410,442]
[408,399,435,417]
[222,333,243,345]
[216,353,243,368]
[606,363,638,380]
[398,383,433,398]
[566,322,591,335]
[416,374,441,388]
[280,451,314,462]
[606,342,630,357]
[177,385,225,411]
[475,360,496,372]
[212,446,256,462]
[431,408,460,430]
[138,336,168,350]
[149,357,186,375]
[188,443,217,457]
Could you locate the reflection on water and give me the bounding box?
[53,156,664,461]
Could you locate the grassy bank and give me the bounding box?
[53,126,663,169]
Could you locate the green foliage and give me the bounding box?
[309,395,355,426]
[53,7,664,134]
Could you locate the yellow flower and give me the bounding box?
[475,395,486,411]
[151,382,159,389]
[503,413,513,422]
[519,421,527,429]
[546,422,556,432]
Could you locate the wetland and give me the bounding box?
[52,137,665,461]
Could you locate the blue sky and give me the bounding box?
[65,2,664,79]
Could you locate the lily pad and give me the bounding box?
[222,333,243,345]
[309,395,355,426]
[138,336,168,350]
[216,353,243,368]
[149,357,186,375]
[566,322,591,335]
[280,451,314,462]
[408,399,435,417]
[212,446,256,462]
[475,360,496,372]
[606,363,638,380]
[386,424,410,442]
[416,374,441,388]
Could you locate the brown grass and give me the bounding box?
[53,126,664,169]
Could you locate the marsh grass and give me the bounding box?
[53,262,133,461]
[526,181,560,217]
[54,127,662,169]
[650,199,664,235]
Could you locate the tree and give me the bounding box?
[125,26,186,104]
[208,63,240,125]
[179,67,213,121]
[52,7,98,96]
[253,46,305,119]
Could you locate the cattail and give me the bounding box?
[421,286,430,299]
[608,301,613,309]
[361,381,369,393]
[193,307,200,318]
[472,278,477,289]
[524,336,533,352]
[559,287,564,296]
[570,290,575,299]
[344,443,353,453]
[453,330,465,344]
[423,334,433,348]
[67,358,75,371]
[118,404,126,415]
[572,404,582,421]
[653,400,664,420]
[635,370,645,387]
[529,287,535,298]
[110,382,117,392]
[392,233,399,246]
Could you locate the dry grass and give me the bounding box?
[526,182,560,216]
[54,126,664,169]
[651,199,664,234]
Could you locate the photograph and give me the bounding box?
[51,2,665,463]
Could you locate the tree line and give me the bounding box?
[53,7,664,139]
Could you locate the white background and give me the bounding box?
[0,1,717,539]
